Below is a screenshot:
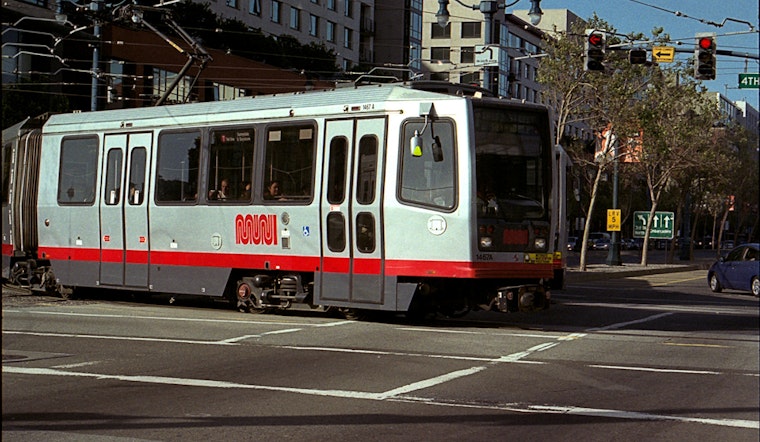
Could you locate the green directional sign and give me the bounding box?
[633,211,675,239]
[739,73,759,89]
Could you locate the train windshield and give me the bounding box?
[473,106,550,221]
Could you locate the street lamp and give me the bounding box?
[435,0,542,94]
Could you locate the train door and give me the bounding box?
[99,133,151,288]
[317,118,387,307]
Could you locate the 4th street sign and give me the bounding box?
[633,211,675,239]
[739,73,759,89]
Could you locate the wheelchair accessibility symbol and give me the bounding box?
[302,226,310,237]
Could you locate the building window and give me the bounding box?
[226,0,237,8]
[153,68,192,104]
[213,83,246,101]
[430,72,450,81]
[344,0,352,18]
[309,15,319,37]
[327,0,335,11]
[460,47,474,64]
[290,7,300,30]
[311,0,319,4]
[249,0,261,15]
[461,22,481,38]
[460,71,479,85]
[431,22,450,39]
[430,47,450,62]
[344,27,352,49]
[271,0,280,23]
[410,11,421,41]
[326,21,335,42]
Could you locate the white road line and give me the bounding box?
[528,404,759,429]
[5,366,756,429]
[393,397,759,429]
[587,312,674,331]
[3,330,236,345]
[51,361,103,369]
[395,327,563,339]
[2,309,344,327]
[377,366,489,399]
[274,345,543,364]
[589,364,721,375]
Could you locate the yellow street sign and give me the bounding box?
[653,46,675,63]
[607,209,621,232]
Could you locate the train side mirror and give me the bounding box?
[410,130,423,157]
[432,135,443,162]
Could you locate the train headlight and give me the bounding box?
[480,236,493,248]
[534,238,547,250]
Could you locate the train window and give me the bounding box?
[326,212,346,252]
[207,128,255,203]
[355,212,375,253]
[155,130,201,203]
[58,136,99,205]
[473,107,548,221]
[399,119,456,210]
[104,149,123,205]
[263,124,315,203]
[356,135,377,205]
[128,147,146,205]
[2,142,11,204]
[326,137,348,204]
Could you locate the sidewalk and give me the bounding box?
[564,248,716,283]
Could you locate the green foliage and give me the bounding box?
[2,85,70,129]
[537,14,758,262]
[167,1,338,75]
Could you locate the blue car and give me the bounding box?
[707,243,760,296]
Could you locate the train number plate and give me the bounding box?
[526,253,553,264]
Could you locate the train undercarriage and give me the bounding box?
[5,258,550,319]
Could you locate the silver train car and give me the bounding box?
[2,82,562,317]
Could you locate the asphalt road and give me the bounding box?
[3,269,758,441]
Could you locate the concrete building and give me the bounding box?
[735,100,759,136]
[1,0,330,114]
[419,1,545,99]
[202,0,375,71]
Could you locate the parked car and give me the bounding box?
[567,236,578,251]
[621,238,640,250]
[586,232,610,249]
[707,243,760,296]
[592,238,610,251]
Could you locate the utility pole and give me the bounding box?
[90,0,100,111]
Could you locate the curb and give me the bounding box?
[566,264,702,283]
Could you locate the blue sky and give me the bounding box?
[532,0,760,110]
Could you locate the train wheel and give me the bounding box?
[235,281,253,312]
[339,308,367,321]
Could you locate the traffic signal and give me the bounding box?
[629,48,647,64]
[694,33,716,80]
[584,29,606,72]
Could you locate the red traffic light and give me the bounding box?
[588,33,604,47]
[698,37,714,50]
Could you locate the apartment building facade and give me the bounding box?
[204,0,375,71]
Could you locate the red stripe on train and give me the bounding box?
[38,246,552,278]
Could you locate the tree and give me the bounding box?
[166,1,338,76]
[538,16,650,270]
[632,67,720,265]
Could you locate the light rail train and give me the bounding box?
[2,81,565,318]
